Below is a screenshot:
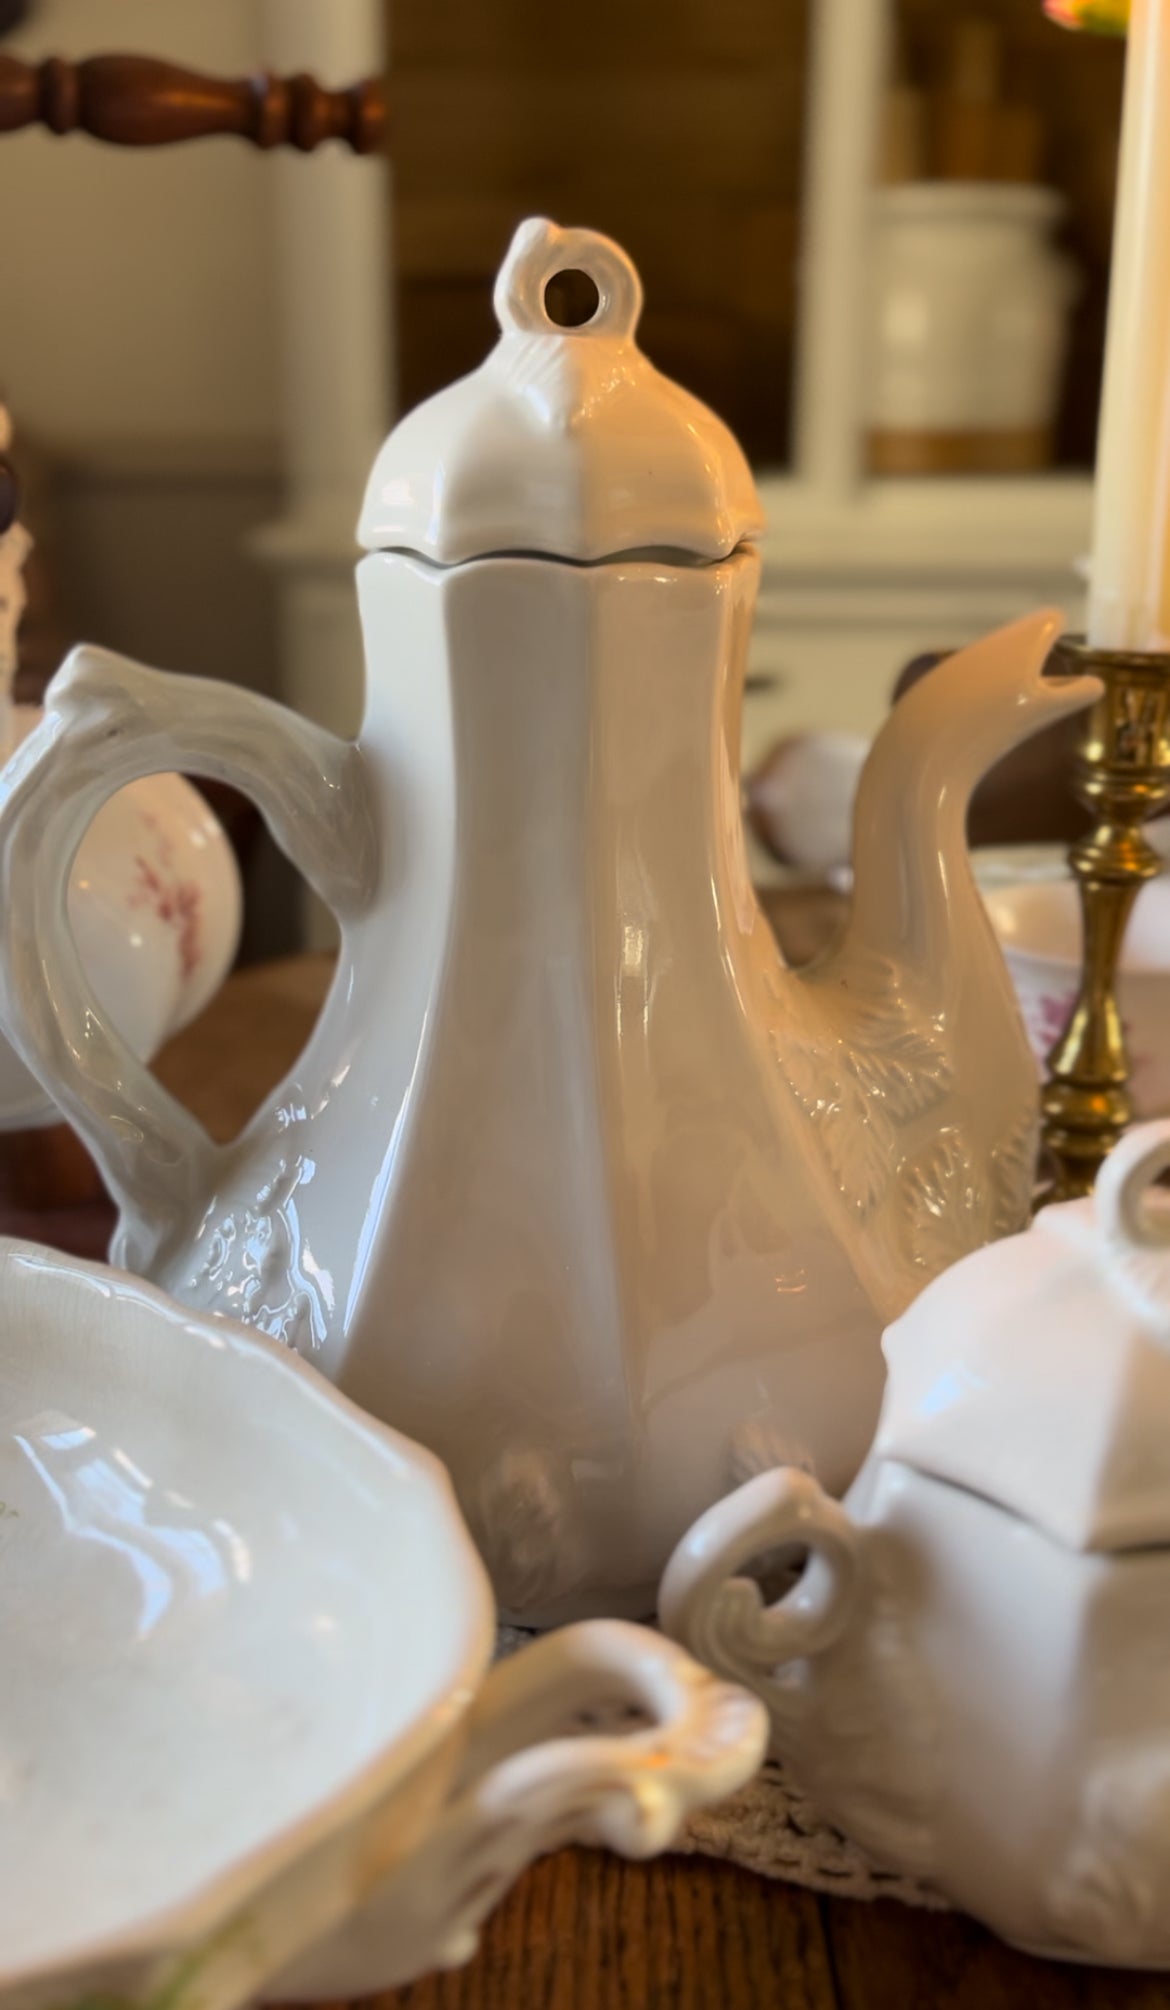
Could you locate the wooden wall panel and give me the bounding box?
[395,0,805,71]
[388,0,810,464]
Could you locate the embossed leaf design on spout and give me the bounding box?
[768,955,953,1219]
[764,612,1099,1302]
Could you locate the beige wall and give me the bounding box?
[0,0,307,951]
[1,0,284,704]
[0,0,279,456]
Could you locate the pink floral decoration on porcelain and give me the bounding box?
[129,810,203,984]
[1035,990,1076,1054]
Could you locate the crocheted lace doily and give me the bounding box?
[677,1756,943,1908]
[495,1626,942,1910]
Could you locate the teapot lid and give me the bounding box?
[876,1123,1170,1553]
[358,218,763,564]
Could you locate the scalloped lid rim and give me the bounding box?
[358,218,764,565]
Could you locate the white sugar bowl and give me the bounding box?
[662,1120,1170,1966]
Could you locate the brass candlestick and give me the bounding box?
[1039,635,1170,1201]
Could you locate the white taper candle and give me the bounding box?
[1088,0,1170,650]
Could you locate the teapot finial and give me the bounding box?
[492,217,644,343]
[358,217,760,563]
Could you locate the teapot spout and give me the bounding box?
[771,611,1100,1314]
[842,609,1099,978]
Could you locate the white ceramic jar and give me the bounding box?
[867,183,1076,466]
[663,1121,1170,1965]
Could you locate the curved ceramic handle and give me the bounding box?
[0,644,378,1270]
[292,1620,767,1994]
[1096,1119,1170,1337]
[658,1468,862,1734]
[493,216,644,342]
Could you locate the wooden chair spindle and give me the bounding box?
[0,53,387,153]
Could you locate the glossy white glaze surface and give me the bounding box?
[1,1240,766,2010]
[661,1123,1170,1966]
[877,1119,1170,1548]
[0,1236,490,2010]
[0,222,1099,1619]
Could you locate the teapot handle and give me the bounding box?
[0,644,379,1271]
[658,1468,862,1734]
[279,1621,768,1996]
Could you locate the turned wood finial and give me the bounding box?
[0,53,387,153]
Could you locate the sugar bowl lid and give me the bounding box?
[876,1122,1170,1553]
[358,217,763,564]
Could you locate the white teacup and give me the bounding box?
[984,872,1170,1118]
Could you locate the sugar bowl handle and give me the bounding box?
[1096,1119,1170,1337]
[292,1621,767,1994]
[0,645,379,1271]
[658,1468,863,1733]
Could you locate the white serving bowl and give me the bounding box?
[0,707,242,1131]
[984,871,1170,1119]
[0,1241,765,2010]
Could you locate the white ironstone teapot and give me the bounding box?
[0,219,1096,1621]
[663,1120,1170,1965]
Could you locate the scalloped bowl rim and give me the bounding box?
[0,1238,495,1998]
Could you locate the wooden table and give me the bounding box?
[26,928,1170,2008]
